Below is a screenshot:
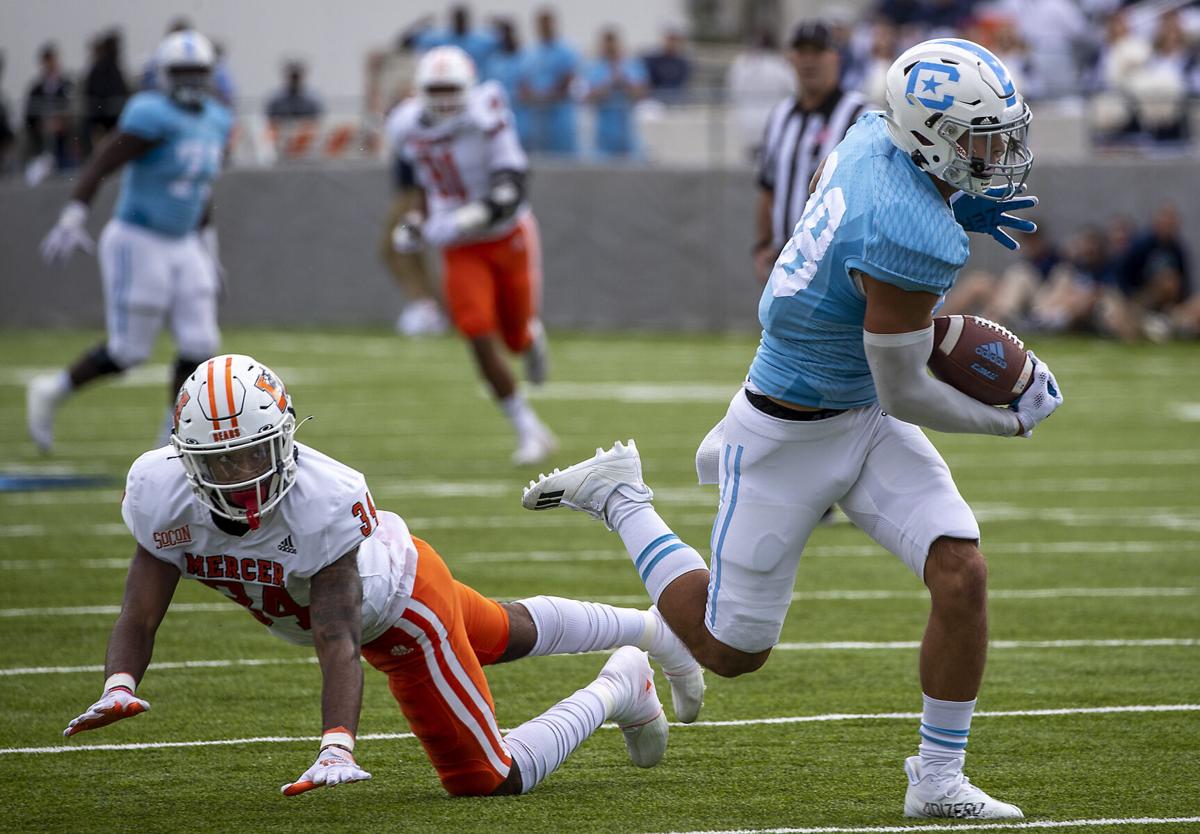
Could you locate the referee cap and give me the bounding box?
[790,20,834,50]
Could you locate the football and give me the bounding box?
[929,315,1034,405]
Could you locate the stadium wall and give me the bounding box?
[3,161,1196,331]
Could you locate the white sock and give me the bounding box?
[52,370,73,400]
[918,693,975,774]
[500,392,542,438]
[517,595,646,656]
[504,681,613,794]
[604,494,707,605]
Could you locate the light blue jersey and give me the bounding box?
[748,112,968,409]
[114,91,231,237]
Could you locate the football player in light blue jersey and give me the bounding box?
[30,30,232,454]
[523,39,1063,820]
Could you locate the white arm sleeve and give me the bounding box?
[864,326,1020,437]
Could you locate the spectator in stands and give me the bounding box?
[584,27,648,158]
[998,0,1089,99]
[484,19,531,146]
[81,29,129,159]
[941,224,1061,329]
[1111,202,1191,340]
[726,30,795,163]
[519,8,579,156]
[1128,10,1193,142]
[414,5,498,73]
[1026,225,1111,334]
[24,43,75,178]
[141,18,234,106]
[876,0,974,30]
[266,61,323,122]
[752,21,867,282]
[641,24,691,103]
[856,18,900,108]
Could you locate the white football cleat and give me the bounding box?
[599,646,668,768]
[524,319,550,386]
[645,607,705,723]
[904,756,1024,819]
[512,425,559,467]
[521,440,652,526]
[395,299,447,338]
[26,373,65,454]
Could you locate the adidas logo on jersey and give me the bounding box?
[974,340,1008,369]
[277,535,297,555]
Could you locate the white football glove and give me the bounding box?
[41,201,95,265]
[281,745,372,796]
[1011,352,1063,438]
[63,685,150,737]
[421,202,490,247]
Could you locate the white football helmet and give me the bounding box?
[171,355,298,529]
[415,45,477,122]
[155,30,215,109]
[884,38,1032,199]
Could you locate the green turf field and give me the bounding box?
[1,329,1197,834]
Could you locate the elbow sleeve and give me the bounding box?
[864,327,1019,437]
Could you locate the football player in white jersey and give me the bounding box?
[30,30,232,454]
[523,40,1060,819]
[63,355,703,798]
[385,46,556,466]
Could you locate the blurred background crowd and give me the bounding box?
[2,0,1196,341]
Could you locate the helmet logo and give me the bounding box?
[906,62,959,111]
[254,370,288,412]
[174,389,191,431]
[211,427,242,442]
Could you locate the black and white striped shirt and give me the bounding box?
[758,88,868,249]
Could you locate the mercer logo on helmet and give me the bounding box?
[211,427,242,442]
[906,61,959,111]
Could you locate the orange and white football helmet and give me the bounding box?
[415,45,477,123]
[171,354,297,529]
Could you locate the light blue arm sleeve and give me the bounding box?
[118,94,172,141]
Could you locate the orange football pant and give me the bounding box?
[442,212,541,352]
[361,538,513,796]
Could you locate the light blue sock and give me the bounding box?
[605,495,707,604]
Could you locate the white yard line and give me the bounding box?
[2,505,1199,539]
[2,587,1194,618]
[3,539,1197,571]
[654,815,1200,834]
[593,587,1197,606]
[5,703,1197,756]
[0,602,236,618]
[3,639,1194,677]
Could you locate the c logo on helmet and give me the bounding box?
[906,62,959,111]
[254,370,288,412]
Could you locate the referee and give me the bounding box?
[752,21,868,282]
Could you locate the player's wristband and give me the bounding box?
[103,672,137,694]
[321,726,355,752]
